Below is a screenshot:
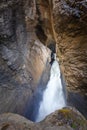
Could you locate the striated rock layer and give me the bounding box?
[51,0,87,118]
[52,0,87,95]
[0,0,51,115]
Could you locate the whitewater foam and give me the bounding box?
[36,60,66,122]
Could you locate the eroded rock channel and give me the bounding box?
[0,0,87,129]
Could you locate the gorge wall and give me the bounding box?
[52,0,87,96]
[0,0,87,122]
[0,0,51,115]
[25,0,87,96]
[52,0,87,117]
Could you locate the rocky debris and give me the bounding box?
[0,107,86,130]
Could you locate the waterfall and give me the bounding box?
[36,60,66,122]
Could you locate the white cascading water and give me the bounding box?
[36,60,66,122]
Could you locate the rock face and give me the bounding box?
[24,0,87,96]
[52,0,87,95]
[0,0,87,127]
[0,107,87,130]
[0,0,51,115]
[51,0,87,118]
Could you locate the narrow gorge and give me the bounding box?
[0,0,87,130]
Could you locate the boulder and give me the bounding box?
[0,107,86,130]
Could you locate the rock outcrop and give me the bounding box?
[0,107,87,130]
[52,0,87,95]
[24,0,87,96]
[51,0,87,118]
[0,0,51,115]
